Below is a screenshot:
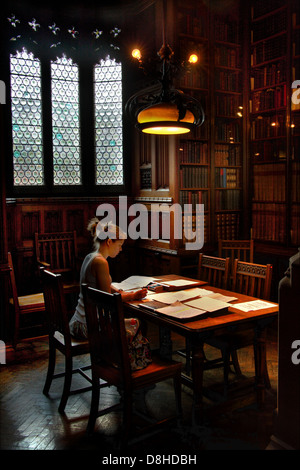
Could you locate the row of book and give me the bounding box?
[179,141,208,164]
[214,16,240,44]
[251,86,287,112]
[178,6,208,37]
[216,94,242,117]
[252,202,286,243]
[214,143,241,166]
[252,0,286,21]
[215,121,241,143]
[252,9,287,43]
[251,62,286,89]
[291,204,300,245]
[215,189,241,211]
[252,140,286,161]
[215,168,241,189]
[292,162,300,202]
[180,166,209,188]
[179,190,209,211]
[179,68,208,89]
[215,212,240,240]
[215,70,240,92]
[215,45,240,69]
[182,213,209,245]
[252,35,287,66]
[252,163,286,201]
[140,167,151,189]
[251,113,286,139]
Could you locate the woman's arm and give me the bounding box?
[91,256,111,293]
[92,256,147,301]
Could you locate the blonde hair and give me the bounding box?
[87,217,126,250]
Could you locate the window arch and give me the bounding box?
[10,48,44,186]
[8,48,124,194]
[51,55,81,186]
[94,56,123,186]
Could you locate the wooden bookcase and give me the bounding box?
[131,0,247,276]
[250,0,299,248]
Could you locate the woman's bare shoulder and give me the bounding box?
[91,254,109,271]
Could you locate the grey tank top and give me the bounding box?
[72,252,99,324]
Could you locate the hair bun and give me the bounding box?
[87,217,99,237]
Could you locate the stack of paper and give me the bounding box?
[155,301,206,321]
[185,296,229,314]
[146,288,208,304]
[111,275,159,291]
[232,300,277,312]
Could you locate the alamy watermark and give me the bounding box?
[291,340,300,365]
[0,80,5,104]
[292,80,300,105]
[0,340,6,364]
[95,196,204,250]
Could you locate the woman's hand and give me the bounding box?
[119,287,148,302]
[132,288,148,300]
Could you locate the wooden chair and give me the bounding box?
[8,252,45,349]
[82,284,182,444]
[218,239,254,263]
[197,253,230,289]
[35,231,80,293]
[180,254,230,374]
[218,239,254,288]
[41,269,95,414]
[205,260,273,395]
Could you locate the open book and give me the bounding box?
[111,275,159,291]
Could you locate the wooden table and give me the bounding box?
[124,275,278,424]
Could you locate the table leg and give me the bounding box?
[159,326,172,359]
[191,342,205,425]
[255,324,267,408]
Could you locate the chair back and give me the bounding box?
[82,284,131,386]
[41,270,72,348]
[232,260,272,300]
[197,254,230,289]
[218,239,254,264]
[35,231,78,274]
[7,252,20,312]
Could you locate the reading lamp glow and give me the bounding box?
[132,48,141,60]
[125,0,205,136]
[137,102,194,135]
[188,53,198,64]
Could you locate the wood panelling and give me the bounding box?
[5,197,135,295]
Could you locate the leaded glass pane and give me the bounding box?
[94,57,123,185]
[51,55,81,185]
[10,48,44,186]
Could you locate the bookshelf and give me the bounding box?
[250,0,299,248]
[291,1,300,246]
[212,9,243,242]
[176,0,245,248]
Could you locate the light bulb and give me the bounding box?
[188,53,198,64]
[132,48,141,60]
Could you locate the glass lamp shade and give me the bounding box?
[137,102,195,135]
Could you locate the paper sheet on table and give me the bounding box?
[161,279,201,287]
[156,301,206,320]
[206,293,238,302]
[146,288,211,304]
[232,300,278,312]
[112,275,159,291]
[185,296,229,312]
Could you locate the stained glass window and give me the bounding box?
[94,56,123,185]
[51,55,81,185]
[9,49,124,191]
[10,48,44,186]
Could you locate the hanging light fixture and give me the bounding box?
[125,0,205,135]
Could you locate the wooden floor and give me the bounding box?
[0,322,278,454]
